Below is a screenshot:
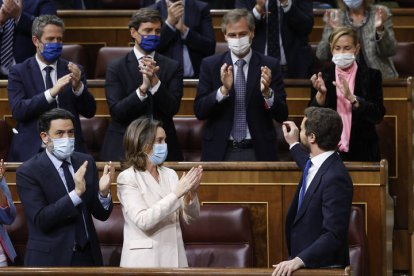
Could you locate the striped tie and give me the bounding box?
[232,59,247,142]
[1,19,15,72]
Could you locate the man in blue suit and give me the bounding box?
[235,0,313,79]
[151,0,215,78]
[16,108,114,266]
[272,107,353,275]
[0,0,56,78]
[7,14,96,162]
[194,9,288,161]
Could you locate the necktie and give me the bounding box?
[61,161,88,248]
[297,158,312,211]
[232,59,247,142]
[0,18,15,72]
[267,1,280,59]
[44,66,54,90]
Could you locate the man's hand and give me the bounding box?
[74,161,88,197]
[99,161,115,197]
[49,74,71,97]
[68,62,82,91]
[272,257,305,276]
[260,66,272,95]
[175,17,187,34]
[220,63,233,95]
[255,0,266,16]
[139,57,160,93]
[282,121,299,146]
[166,0,184,26]
[2,0,22,21]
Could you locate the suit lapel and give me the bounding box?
[293,153,338,224]
[126,51,142,93]
[246,52,261,106]
[27,57,47,94]
[38,151,69,198]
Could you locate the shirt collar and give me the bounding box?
[310,150,336,169]
[35,54,58,72]
[45,148,72,170]
[230,48,252,66]
[133,46,155,61]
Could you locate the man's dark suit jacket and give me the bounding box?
[16,151,113,266]
[310,63,385,161]
[286,144,353,268]
[100,51,184,161]
[7,57,96,162]
[194,50,288,161]
[12,0,57,63]
[235,0,314,79]
[151,0,215,78]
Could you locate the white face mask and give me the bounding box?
[343,0,363,9]
[51,137,75,160]
[227,36,251,56]
[332,53,356,69]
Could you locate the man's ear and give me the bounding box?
[40,132,48,145]
[308,133,316,144]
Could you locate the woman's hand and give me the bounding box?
[375,6,388,31]
[323,9,341,29]
[175,166,203,198]
[333,74,353,102]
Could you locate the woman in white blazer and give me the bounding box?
[117,117,203,268]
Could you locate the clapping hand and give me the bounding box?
[99,161,115,197]
[375,6,388,31]
[323,9,341,29]
[175,166,203,199]
[220,63,233,96]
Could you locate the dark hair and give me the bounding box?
[221,8,255,34]
[38,108,75,133]
[123,117,163,171]
[304,107,343,151]
[128,8,162,30]
[32,15,65,39]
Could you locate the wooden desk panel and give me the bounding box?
[3,162,390,275]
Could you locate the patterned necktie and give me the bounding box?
[232,59,247,142]
[61,161,88,248]
[267,1,280,59]
[0,18,15,72]
[298,158,312,211]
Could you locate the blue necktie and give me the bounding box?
[61,161,88,248]
[0,18,15,72]
[44,66,54,90]
[232,59,247,142]
[298,158,312,211]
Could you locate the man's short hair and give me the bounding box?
[221,8,255,34]
[38,108,75,133]
[128,8,162,30]
[304,107,343,151]
[32,15,65,39]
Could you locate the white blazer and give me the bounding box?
[117,166,200,268]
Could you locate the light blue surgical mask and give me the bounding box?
[51,137,75,160]
[343,0,363,10]
[148,143,168,165]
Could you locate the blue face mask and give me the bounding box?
[41,42,63,63]
[148,143,168,165]
[51,137,75,160]
[138,34,160,53]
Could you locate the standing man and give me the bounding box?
[7,14,96,162]
[0,0,57,79]
[16,108,114,266]
[194,9,288,161]
[235,0,313,78]
[151,0,215,78]
[100,8,183,161]
[273,107,353,276]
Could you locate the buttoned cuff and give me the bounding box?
[69,190,82,206]
[72,82,84,96]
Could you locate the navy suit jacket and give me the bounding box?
[7,56,96,162]
[100,51,184,161]
[286,144,353,268]
[151,0,215,78]
[194,50,288,161]
[235,0,313,78]
[310,63,385,161]
[11,0,57,63]
[16,151,113,266]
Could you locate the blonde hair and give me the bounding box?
[122,117,162,171]
[328,26,359,52]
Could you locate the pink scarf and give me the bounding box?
[335,61,358,152]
